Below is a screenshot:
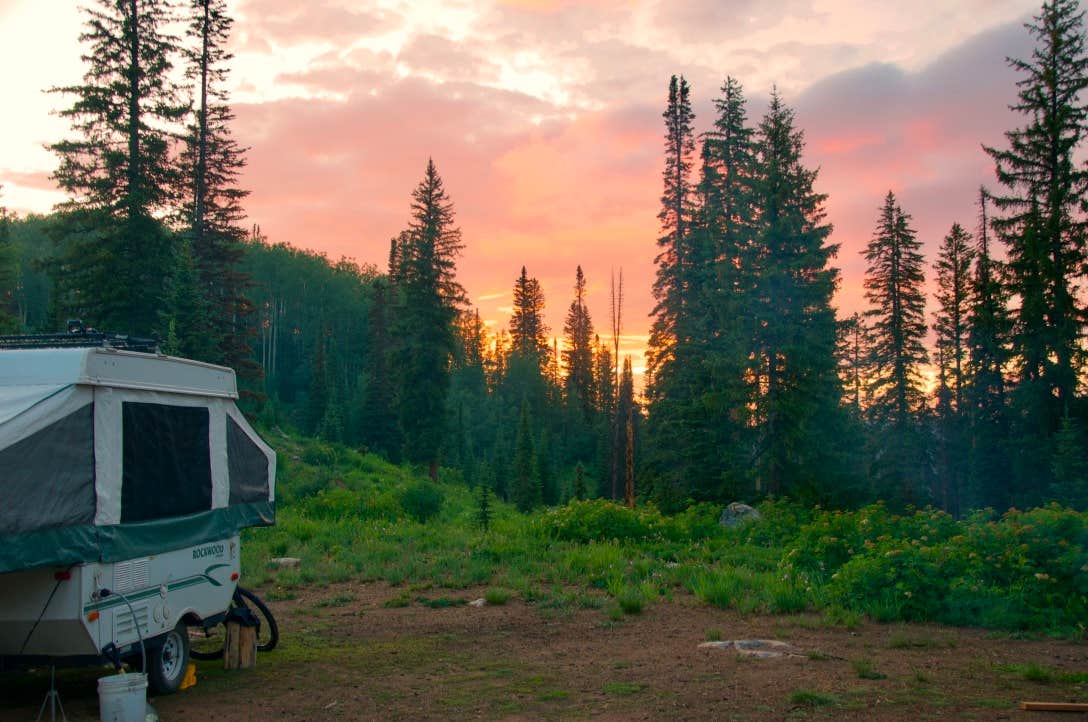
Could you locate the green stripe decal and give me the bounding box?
[82,570,233,613]
[0,501,273,574]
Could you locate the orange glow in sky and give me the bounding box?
[0,0,1041,375]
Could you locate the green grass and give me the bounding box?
[998,662,1088,684]
[602,682,646,696]
[418,596,467,609]
[241,430,1088,637]
[314,592,356,608]
[789,689,840,707]
[851,658,887,680]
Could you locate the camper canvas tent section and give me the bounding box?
[0,347,276,574]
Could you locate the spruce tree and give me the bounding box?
[746,90,842,499]
[964,188,1013,509]
[509,266,549,367]
[573,462,587,501]
[49,0,187,334]
[701,77,758,499]
[511,400,539,512]
[536,429,557,506]
[1050,415,1088,508]
[932,222,974,513]
[863,192,929,504]
[838,313,866,414]
[933,223,973,413]
[649,76,757,504]
[644,74,703,505]
[180,0,254,369]
[593,337,617,497]
[646,74,696,379]
[390,159,465,481]
[562,265,596,421]
[160,236,213,359]
[360,276,401,460]
[504,267,550,421]
[475,481,493,532]
[984,0,1088,426]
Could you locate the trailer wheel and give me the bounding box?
[147,621,190,695]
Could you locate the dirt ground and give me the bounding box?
[2,582,1086,721]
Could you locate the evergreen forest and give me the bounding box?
[3,0,1088,523]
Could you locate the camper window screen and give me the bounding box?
[0,403,95,536]
[227,416,268,504]
[122,402,212,522]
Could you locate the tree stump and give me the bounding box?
[223,621,257,670]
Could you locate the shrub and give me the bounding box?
[399,482,445,523]
[669,503,725,541]
[538,499,667,543]
[301,441,339,466]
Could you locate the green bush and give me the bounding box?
[537,499,667,543]
[812,503,1088,631]
[399,481,445,523]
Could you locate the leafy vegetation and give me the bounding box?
[244,432,1088,637]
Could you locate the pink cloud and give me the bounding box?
[233,1,401,52]
[227,11,1036,369]
[0,170,54,191]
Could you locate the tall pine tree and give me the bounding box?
[390,159,465,480]
[965,188,1013,509]
[180,0,255,370]
[985,0,1088,416]
[509,266,549,368]
[985,0,1088,503]
[863,192,929,505]
[932,222,974,514]
[50,0,187,334]
[746,90,843,501]
[562,265,596,421]
[644,74,701,506]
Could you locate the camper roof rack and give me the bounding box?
[0,322,160,353]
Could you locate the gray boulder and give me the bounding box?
[718,502,761,528]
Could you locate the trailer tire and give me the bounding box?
[147,621,190,695]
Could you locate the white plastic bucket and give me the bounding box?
[98,672,147,722]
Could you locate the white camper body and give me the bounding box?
[0,344,276,690]
[0,538,239,657]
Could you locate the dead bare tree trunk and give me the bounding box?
[610,268,623,500]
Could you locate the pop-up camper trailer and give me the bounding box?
[0,334,276,693]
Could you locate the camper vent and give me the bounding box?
[113,558,150,594]
[115,605,150,639]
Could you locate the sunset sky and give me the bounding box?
[0,0,1045,372]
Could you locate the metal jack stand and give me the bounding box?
[35,665,67,722]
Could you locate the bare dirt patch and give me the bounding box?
[2,583,1086,720]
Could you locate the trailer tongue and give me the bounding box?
[0,335,277,693]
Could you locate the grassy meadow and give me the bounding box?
[242,430,1088,637]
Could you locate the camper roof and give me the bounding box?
[0,347,237,398]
